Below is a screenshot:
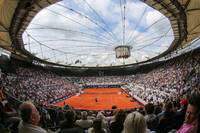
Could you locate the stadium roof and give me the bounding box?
[0,0,200,67]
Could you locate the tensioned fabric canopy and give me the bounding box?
[0,0,199,66]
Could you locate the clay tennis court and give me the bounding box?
[54,88,141,110]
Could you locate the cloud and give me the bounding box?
[126,1,147,23]
[146,11,171,35]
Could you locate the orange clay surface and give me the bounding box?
[54,88,141,110]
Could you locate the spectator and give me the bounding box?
[0,98,20,133]
[174,98,188,129]
[144,103,158,131]
[59,110,85,133]
[157,101,176,133]
[109,109,127,133]
[18,101,47,133]
[56,107,65,126]
[176,94,200,133]
[96,112,108,128]
[87,118,107,133]
[87,111,96,120]
[75,111,93,129]
[122,111,147,133]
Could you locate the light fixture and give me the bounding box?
[115,45,132,59]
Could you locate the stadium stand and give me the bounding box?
[0,47,200,133]
[1,0,200,132]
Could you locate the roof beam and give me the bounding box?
[170,0,188,40]
[185,0,191,9]
[0,38,10,45]
[0,21,8,31]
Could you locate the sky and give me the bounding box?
[23,0,174,66]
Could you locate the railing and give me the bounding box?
[46,92,74,104]
[3,91,22,109]
[121,88,145,106]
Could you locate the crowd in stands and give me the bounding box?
[0,49,200,132]
[2,50,199,106]
[0,91,200,133]
[1,67,81,104]
[67,53,200,107]
[69,76,135,85]
[121,53,200,104]
[69,53,200,105]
